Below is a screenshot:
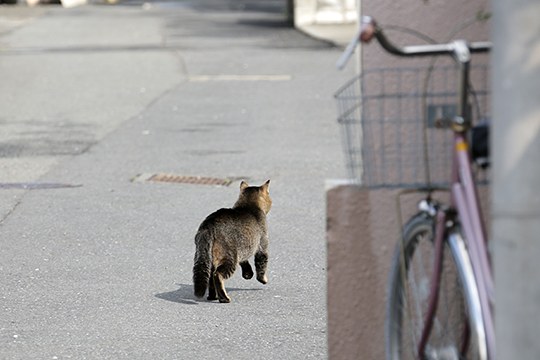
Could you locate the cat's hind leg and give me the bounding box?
[213,262,234,303]
[255,251,268,284]
[207,266,217,301]
[213,272,231,303]
[240,261,254,280]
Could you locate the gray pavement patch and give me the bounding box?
[0,44,174,55]
[188,74,292,82]
[0,182,82,189]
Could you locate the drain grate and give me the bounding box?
[132,173,233,186]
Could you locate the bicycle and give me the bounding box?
[335,16,493,359]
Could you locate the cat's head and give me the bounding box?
[237,180,272,214]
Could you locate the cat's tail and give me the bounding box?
[193,229,212,298]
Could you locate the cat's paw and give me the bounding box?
[218,296,231,303]
[257,274,268,285]
[242,269,254,280]
[240,261,254,280]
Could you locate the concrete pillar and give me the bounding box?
[326,184,385,359]
[326,184,421,358]
[492,0,540,358]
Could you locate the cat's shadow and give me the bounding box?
[155,283,262,305]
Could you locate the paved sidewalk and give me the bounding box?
[0,1,355,358]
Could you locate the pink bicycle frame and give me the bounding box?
[450,133,495,359]
[418,59,495,359]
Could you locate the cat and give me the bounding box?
[192,180,272,303]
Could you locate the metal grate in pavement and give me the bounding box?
[132,173,232,186]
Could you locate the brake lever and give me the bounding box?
[336,16,376,70]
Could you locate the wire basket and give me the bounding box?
[335,65,490,189]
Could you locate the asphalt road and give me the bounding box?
[0,1,354,358]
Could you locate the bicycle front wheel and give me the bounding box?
[385,212,486,360]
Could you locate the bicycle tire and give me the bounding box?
[385,212,486,360]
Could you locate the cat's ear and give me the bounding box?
[240,181,249,190]
[261,180,270,193]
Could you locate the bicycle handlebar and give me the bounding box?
[336,16,491,70]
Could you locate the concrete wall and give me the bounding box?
[293,0,358,45]
[295,0,357,26]
[327,1,491,359]
[363,0,491,69]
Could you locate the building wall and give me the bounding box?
[363,0,491,69]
